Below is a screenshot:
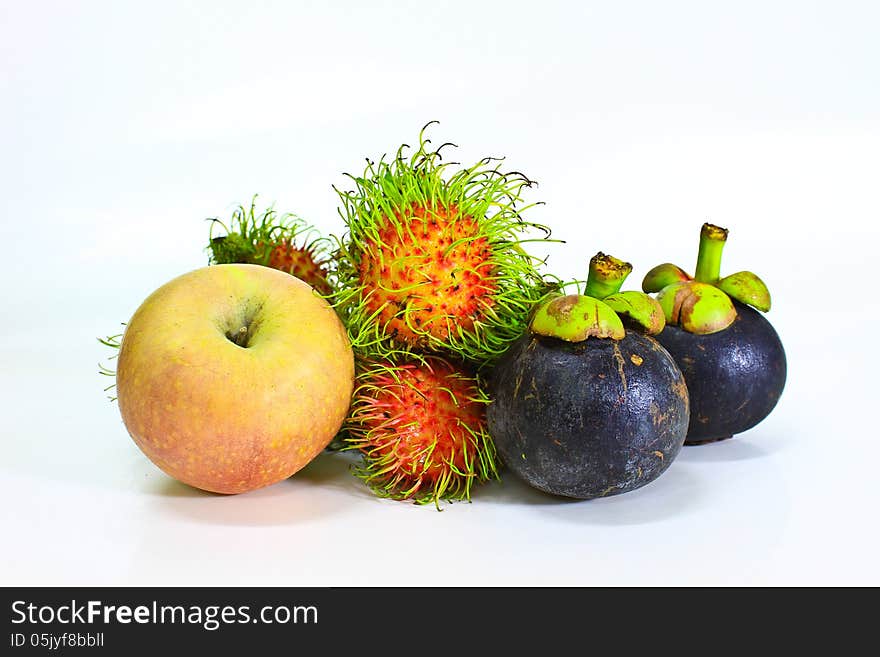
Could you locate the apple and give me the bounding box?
[115,264,354,494]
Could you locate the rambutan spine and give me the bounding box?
[97,329,124,401]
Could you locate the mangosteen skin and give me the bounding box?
[487,332,689,500]
[653,301,786,445]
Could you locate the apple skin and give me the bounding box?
[115,264,354,494]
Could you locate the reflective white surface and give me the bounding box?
[2,0,878,586]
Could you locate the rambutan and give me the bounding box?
[208,197,333,295]
[346,356,497,506]
[333,123,558,366]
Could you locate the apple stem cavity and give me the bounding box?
[227,324,251,348]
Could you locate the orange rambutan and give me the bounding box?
[207,197,332,295]
[334,123,558,366]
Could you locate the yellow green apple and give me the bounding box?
[115,264,354,494]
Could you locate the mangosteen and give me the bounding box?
[488,253,689,500]
[642,223,786,444]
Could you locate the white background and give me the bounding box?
[2,0,878,586]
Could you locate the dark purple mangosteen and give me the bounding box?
[642,223,786,445]
[488,253,689,500]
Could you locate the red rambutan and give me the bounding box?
[346,356,497,506]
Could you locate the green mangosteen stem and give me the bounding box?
[694,223,728,284]
[584,253,633,300]
[530,252,666,342]
[644,223,771,335]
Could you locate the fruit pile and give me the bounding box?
[101,123,786,508]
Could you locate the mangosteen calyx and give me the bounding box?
[642,223,772,335]
[530,252,665,342]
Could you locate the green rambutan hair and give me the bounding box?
[97,329,124,401]
[332,122,560,367]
